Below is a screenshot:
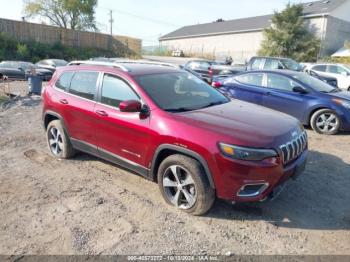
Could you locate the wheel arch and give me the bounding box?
[150,144,215,189]
[43,111,70,137]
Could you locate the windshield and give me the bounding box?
[282,59,303,71]
[343,64,350,71]
[291,72,336,93]
[135,72,229,112]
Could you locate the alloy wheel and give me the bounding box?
[48,127,63,156]
[315,113,339,133]
[162,165,197,209]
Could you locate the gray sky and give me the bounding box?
[0,0,312,45]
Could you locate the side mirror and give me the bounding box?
[341,71,349,76]
[18,67,24,71]
[119,100,142,113]
[293,86,308,94]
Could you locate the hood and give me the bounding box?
[326,90,350,101]
[174,100,302,148]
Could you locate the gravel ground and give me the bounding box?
[0,84,349,255]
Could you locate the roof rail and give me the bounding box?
[116,60,180,69]
[67,60,181,71]
[67,60,130,72]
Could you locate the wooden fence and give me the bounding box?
[0,18,141,55]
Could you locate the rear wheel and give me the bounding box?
[310,109,340,135]
[47,120,76,159]
[157,154,215,215]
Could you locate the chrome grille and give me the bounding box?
[280,131,307,164]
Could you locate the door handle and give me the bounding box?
[95,110,108,117]
[265,91,272,96]
[59,99,68,104]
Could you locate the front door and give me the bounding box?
[262,73,307,120]
[94,73,151,170]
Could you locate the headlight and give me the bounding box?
[218,143,277,161]
[333,99,350,109]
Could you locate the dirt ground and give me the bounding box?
[0,83,349,255]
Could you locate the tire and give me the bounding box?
[46,120,76,159]
[310,109,340,135]
[157,154,215,215]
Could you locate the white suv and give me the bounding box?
[309,63,350,91]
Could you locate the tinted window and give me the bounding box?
[101,74,139,108]
[291,72,335,93]
[266,74,297,91]
[235,73,264,86]
[313,65,326,72]
[264,59,281,70]
[56,71,74,90]
[328,65,347,75]
[281,59,303,71]
[251,58,264,70]
[135,72,229,112]
[69,71,98,100]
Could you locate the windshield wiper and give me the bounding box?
[164,107,195,112]
[196,100,227,110]
[329,88,341,93]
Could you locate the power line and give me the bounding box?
[98,6,181,28]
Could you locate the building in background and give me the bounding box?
[159,0,350,61]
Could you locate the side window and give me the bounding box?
[264,59,280,70]
[69,71,98,100]
[312,65,326,72]
[101,74,139,108]
[251,58,264,70]
[266,74,296,92]
[328,65,346,75]
[55,71,74,91]
[235,73,264,86]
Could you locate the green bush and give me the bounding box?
[0,32,120,62]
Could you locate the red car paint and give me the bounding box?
[43,64,307,202]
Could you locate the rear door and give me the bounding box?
[94,73,151,168]
[227,73,265,105]
[262,73,307,119]
[61,70,99,147]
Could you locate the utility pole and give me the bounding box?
[109,10,114,36]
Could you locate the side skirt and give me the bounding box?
[70,138,150,179]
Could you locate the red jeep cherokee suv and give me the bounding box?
[42,62,308,215]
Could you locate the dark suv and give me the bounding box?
[42,62,308,215]
[247,57,304,71]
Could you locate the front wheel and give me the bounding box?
[310,109,340,135]
[157,154,215,215]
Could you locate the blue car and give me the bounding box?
[218,70,350,135]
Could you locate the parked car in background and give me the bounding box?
[42,62,307,215]
[36,59,68,73]
[219,70,350,135]
[307,63,350,91]
[184,60,245,83]
[247,56,304,71]
[308,70,338,87]
[0,61,53,81]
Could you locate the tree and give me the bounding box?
[259,4,320,62]
[23,0,98,31]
